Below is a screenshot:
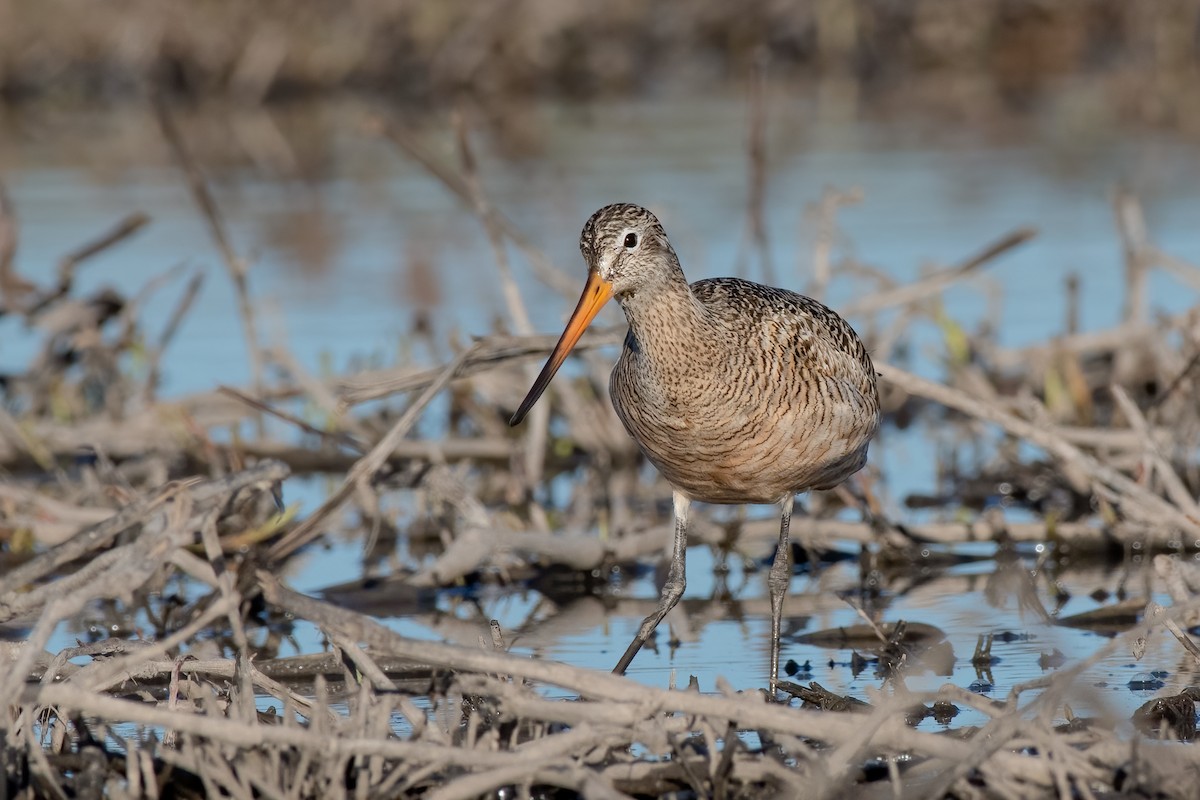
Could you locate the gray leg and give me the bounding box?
[613,491,690,676]
[768,494,795,691]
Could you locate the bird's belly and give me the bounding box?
[614,395,876,505]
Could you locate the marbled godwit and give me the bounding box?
[510,203,879,686]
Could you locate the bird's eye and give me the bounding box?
[623,232,638,249]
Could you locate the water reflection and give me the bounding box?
[287,527,1200,730]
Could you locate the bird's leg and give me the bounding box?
[613,491,691,676]
[768,494,795,692]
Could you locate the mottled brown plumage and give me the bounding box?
[512,203,879,687]
[612,276,876,504]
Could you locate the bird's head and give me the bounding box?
[509,203,676,426]
[579,203,676,300]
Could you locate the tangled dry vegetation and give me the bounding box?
[2,107,1200,798]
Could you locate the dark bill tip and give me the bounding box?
[508,270,613,428]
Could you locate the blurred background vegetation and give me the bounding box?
[1,0,1197,132]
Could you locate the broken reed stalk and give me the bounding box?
[54,213,151,295]
[805,186,864,301]
[260,570,1200,796]
[451,109,551,491]
[1,490,205,703]
[0,484,187,603]
[266,344,480,561]
[876,362,1200,538]
[258,570,944,752]
[143,268,205,403]
[14,209,151,316]
[154,97,266,413]
[741,46,774,284]
[842,226,1037,316]
[1111,384,1200,520]
[1114,187,1150,327]
[0,180,20,296]
[368,114,577,300]
[218,384,366,452]
[0,460,288,605]
[264,343,374,443]
[335,326,624,406]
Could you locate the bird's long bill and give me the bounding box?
[509,270,613,426]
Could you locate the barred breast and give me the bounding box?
[609,278,879,504]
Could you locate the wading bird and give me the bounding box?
[510,203,879,687]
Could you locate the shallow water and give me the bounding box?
[5,94,1200,727]
[282,532,1200,733]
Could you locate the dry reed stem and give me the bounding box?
[843,227,1037,316]
[877,363,1200,540]
[217,385,366,453]
[369,115,577,299]
[143,268,205,403]
[259,571,987,759]
[1146,603,1200,665]
[51,212,151,295]
[267,344,480,560]
[10,539,1199,797]
[265,344,372,443]
[154,97,265,408]
[0,486,184,607]
[0,460,287,604]
[740,46,774,285]
[335,326,623,406]
[1111,384,1200,520]
[252,568,1200,797]
[1,491,197,711]
[37,682,620,769]
[804,186,863,301]
[0,179,25,300]
[451,110,551,492]
[1114,188,1150,327]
